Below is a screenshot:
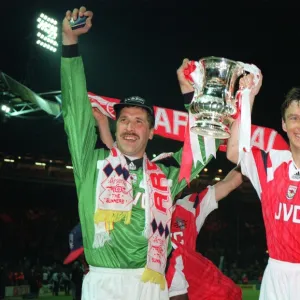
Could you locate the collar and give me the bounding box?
[125,156,144,171]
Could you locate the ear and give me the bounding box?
[149,128,154,140]
[282,118,287,133]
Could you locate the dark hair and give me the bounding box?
[281,87,300,121]
[115,105,155,129]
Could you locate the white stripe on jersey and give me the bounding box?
[175,186,218,233]
[241,149,294,199]
[268,150,292,182]
[241,151,262,199]
[195,186,218,232]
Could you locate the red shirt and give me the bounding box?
[242,149,300,262]
[170,187,217,250]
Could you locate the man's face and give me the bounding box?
[116,106,154,158]
[282,100,300,151]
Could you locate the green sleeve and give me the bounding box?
[160,94,220,198]
[61,56,98,183]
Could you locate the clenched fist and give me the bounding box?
[62,6,93,45]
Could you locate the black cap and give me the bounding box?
[114,96,155,124]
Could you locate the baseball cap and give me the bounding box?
[63,223,84,264]
[113,96,155,125]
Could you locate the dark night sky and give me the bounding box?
[1,1,300,159]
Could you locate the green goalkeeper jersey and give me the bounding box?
[61,45,220,268]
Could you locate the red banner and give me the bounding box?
[88,92,289,152]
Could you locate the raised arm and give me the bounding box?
[176,58,195,94]
[155,58,220,198]
[61,7,98,181]
[226,73,263,164]
[214,167,243,201]
[156,59,221,199]
[93,108,114,149]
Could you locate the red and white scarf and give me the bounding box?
[93,147,172,290]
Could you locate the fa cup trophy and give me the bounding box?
[189,56,247,139]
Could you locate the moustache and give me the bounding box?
[121,133,139,139]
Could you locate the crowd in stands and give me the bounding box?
[0,260,87,299]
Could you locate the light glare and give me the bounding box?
[1,105,11,113]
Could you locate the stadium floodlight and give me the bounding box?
[35,162,46,166]
[4,159,15,163]
[36,13,58,53]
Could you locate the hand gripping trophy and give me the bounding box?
[178,56,261,183]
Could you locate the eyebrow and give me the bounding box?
[136,117,145,121]
[287,113,300,118]
[120,114,146,120]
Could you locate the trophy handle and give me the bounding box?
[234,62,261,114]
[239,63,261,86]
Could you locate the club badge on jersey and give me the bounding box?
[286,185,298,200]
[175,217,186,231]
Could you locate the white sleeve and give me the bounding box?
[195,185,218,233]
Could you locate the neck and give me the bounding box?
[291,145,300,168]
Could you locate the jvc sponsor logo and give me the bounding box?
[275,203,300,223]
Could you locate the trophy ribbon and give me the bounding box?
[188,61,216,164]
[179,61,216,183]
[237,63,261,163]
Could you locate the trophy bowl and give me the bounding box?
[189,56,244,139]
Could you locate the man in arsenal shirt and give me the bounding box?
[227,72,300,299]
[166,167,244,300]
